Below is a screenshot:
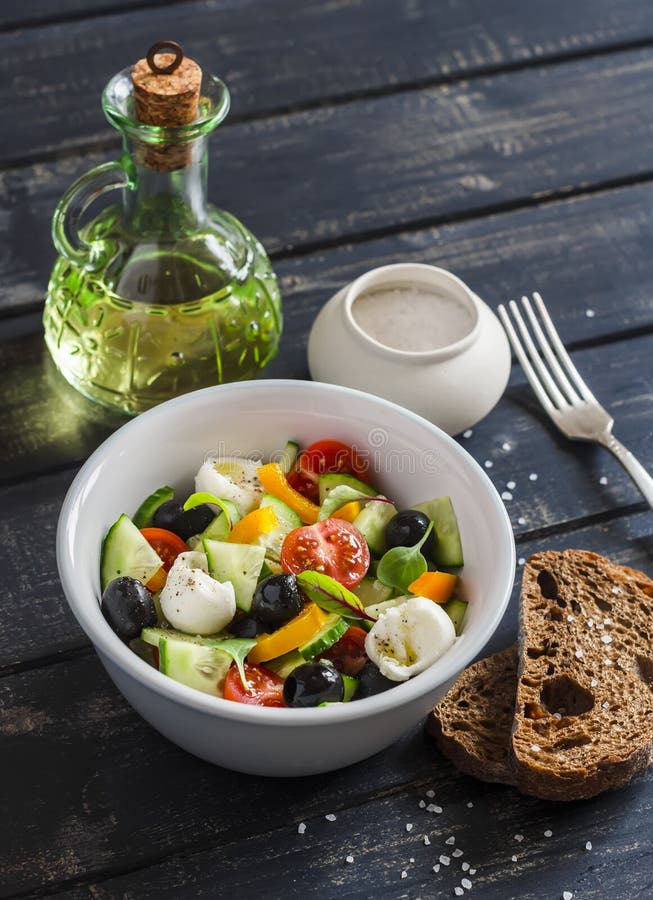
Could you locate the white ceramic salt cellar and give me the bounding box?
[308,263,511,435]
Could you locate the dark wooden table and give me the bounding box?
[2,2,653,898]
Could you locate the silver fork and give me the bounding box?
[497,292,653,508]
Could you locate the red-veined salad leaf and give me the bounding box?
[296,571,377,623]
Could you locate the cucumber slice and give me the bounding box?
[185,502,238,550]
[159,632,232,696]
[203,538,266,612]
[342,674,358,702]
[133,486,175,529]
[442,598,468,635]
[353,576,395,607]
[353,499,397,556]
[412,497,464,567]
[264,649,305,679]
[100,514,163,591]
[298,613,348,659]
[258,493,302,559]
[278,440,300,475]
[318,473,377,505]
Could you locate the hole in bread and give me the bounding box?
[537,569,562,603]
[594,597,612,613]
[456,700,469,709]
[453,721,472,732]
[525,701,548,720]
[570,599,582,614]
[545,608,564,622]
[540,675,595,717]
[635,655,653,687]
[553,734,592,750]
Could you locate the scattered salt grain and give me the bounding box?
[507,480,516,490]
[604,617,613,623]
[419,800,426,809]
[298,822,306,835]
[469,868,476,875]
[463,429,473,439]
[453,849,464,858]
[502,442,512,451]
[406,823,414,832]
[563,892,573,900]
[587,618,594,628]
[433,864,440,873]
[462,862,470,871]
[467,801,474,808]
[531,744,541,752]
[325,813,337,822]
[501,491,513,501]
[401,870,408,879]
[585,309,595,318]
[424,836,431,846]
[410,858,415,863]
[529,472,538,481]
[585,841,593,851]
[426,789,435,798]
[575,649,583,659]
[427,804,443,814]
[511,854,518,862]
[599,476,608,485]
[517,516,526,525]
[544,829,553,838]
[591,678,598,687]
[445,836,456,845]
[514,834,524,842]
[518,557,526,566]
[345,855,354,864]
[462,878,472,890]
[596,623,604,630]
[611,587,621,596]
[484,460,494,469]
[554,712,562,720]
[567,614,574,622]
[601,634,612,644]
[455,888,464,897]
[440,855,451,866]
[602,701,610,709]
[604,658,612,666]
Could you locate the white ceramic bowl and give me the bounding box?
[308,263,511,435]
[57,380,515,776]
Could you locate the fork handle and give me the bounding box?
[599,433,653,508]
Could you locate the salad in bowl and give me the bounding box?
[100,437,468,709]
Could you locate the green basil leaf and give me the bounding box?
[376,522,434,592]
[204,637,257,690]
[184,491,234,529]
[318,487,394,521]
[296,571,376,622]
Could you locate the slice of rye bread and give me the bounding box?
[426,645,518,785]
[512,550,653,801]
[428,551,653,800]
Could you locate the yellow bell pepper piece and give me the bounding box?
[257,462,320,524]
[408,571,458,604]
[247,602,329,664]
[332,501,362,523]
[228,506,278,544]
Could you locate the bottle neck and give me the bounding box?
[123,135,209,233]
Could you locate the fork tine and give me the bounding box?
[520,295,580,405]
[507,300,569,409]
[531,292,598,403]
[497,304,557,416]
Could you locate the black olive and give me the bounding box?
[252,574,303,625]
[101,576,157,642]
[354,661,395,699]
[283,662,344,707]
[229,616,267,638]
[385,509,436,560]
[153,500,215,540]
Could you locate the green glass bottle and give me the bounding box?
[43,44,282,416]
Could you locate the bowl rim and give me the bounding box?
[57,379,515,726]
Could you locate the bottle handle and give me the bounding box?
[52,161,132,271]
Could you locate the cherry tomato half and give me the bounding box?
[319,625,369,676]
[280,519,371,588]
[287,439,370,502]
[223,663,286,707]
[140,527,188,571]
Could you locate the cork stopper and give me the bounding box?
[131,41,202,171]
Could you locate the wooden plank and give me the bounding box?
[1,510,651,895]
[54,772,653,900]
[3,1,653,162]
[0,0,179,30]
[4,46,653,290]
